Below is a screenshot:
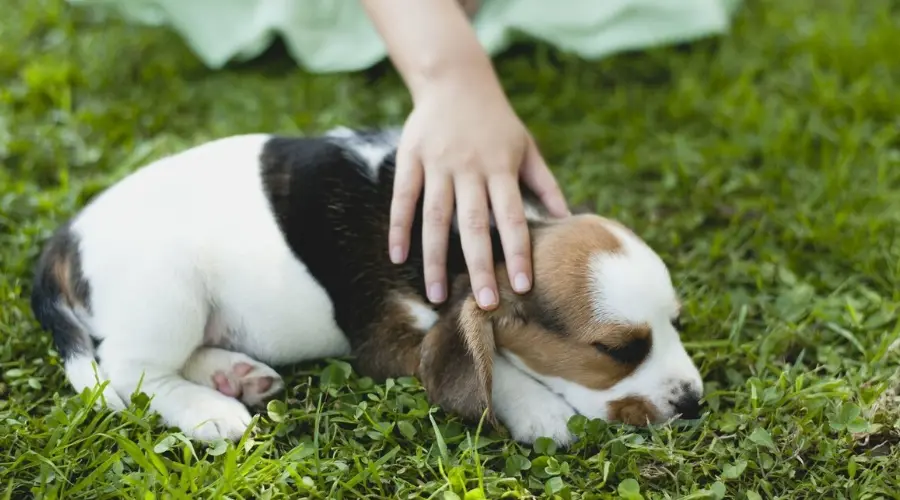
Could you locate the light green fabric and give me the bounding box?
[68,0,743,74]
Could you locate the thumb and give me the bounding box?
[519,138,569,218]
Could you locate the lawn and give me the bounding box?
[1,0,899,498]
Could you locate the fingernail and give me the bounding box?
[428,282,446,303]
[390,246,404,264]
[513,273,531,293]
[477,287,497,308]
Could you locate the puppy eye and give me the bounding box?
[671,317,682,330]
[594,338,650,365]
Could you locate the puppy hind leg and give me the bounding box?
[182,347,285,407]
[95,288,254,442]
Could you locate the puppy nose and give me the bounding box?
[673,392,702,420]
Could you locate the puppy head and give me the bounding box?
[418,214,703,428]
[500,214,703,425]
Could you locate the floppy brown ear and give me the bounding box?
[418,293,500,426]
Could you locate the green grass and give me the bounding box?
[2,0,899,497]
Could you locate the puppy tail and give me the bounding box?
[30,225,127,410]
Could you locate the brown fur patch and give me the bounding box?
[457,298,496,410]
[353,293,428,380]
[607,396,662,425]
[46,233,91,311]
[530,215,623,335]
[417,296,498,427]
[495,322,650,391]
[52,254,76,307]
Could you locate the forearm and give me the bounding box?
[361,0,500,103]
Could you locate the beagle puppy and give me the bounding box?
[31,127,703,446]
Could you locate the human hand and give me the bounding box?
[388,75,569,311]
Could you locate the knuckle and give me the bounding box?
[393,187,419,203]
[466,257,493,277]
[424,205,449,225]
[424,246,448,267]
[389,217,410,230]
[424,263,447,285]
[500,209,528,227]
[424,261,446,277]
[390,208,413,228]
[403,142,422,158]
[507,244,530,260]
[461,209,490,232]
[452,152,480,170]
[490,154,519,172]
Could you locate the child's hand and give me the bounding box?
[360,0,568,310]
[388,75,569,310]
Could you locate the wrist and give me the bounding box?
[361,0,502,105]
[405,49,502,105]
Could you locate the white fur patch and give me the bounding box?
[324,126,356,139]
[326,127,401,179]
[588,223,679,324]
[523,203,547,222]
[399,297,439,332]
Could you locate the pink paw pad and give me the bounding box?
[211,361,282,406]
[213,371,241,397]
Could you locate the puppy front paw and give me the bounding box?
[490,355,578,447]
[173,393,254,442]
[503,404,578,447]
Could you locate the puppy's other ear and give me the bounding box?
[418,294,498,426]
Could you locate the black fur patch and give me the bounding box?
[594,336,652,365]
[31,222,94,360]
[257,130,546,347]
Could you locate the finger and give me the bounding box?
[520,139,569,218]
[389,143,424,264]
[488,174,532,294]
[422,173,454,304]
[454,174,498,310]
